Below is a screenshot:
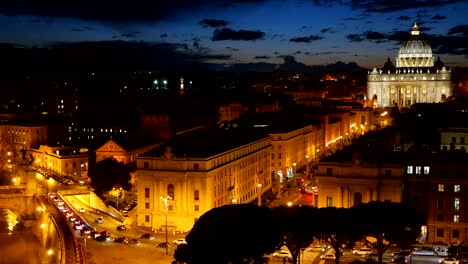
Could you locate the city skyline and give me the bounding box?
[0,0,467,72]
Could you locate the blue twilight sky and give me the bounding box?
[0,0,467,71]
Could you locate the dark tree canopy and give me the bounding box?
[273,205,319,264]
[351,201,425,264]
[87,158,132,196]
[185,204,282,264]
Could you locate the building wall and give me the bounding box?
[315,162,403,208]
[367,68,452,109]
[440,128,468,152]
[136,137,271,232]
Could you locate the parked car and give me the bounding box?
[139,233,154,240]
[442,257,459,264]
[156,242,172,250]
[392,250,412,263]
[173,238,187,245]
[272,250,292,259]
[128,239,140,245]
[79,208,86,213]
[114,236,129,245]
[353,247,373,256]
[95,235,110,242]
[310,245,326,252]
[321,253,336,260]
[116,225,126,230]
[95,217,103,224]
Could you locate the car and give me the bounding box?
[441,257,459,264]
[353,247,373,255]
[272,250,292,259]
[310,245,326,252]
[321,253,336,260]
[117,225,126,230]
[392,251,412,263]
[100,230,111,237]
[140,233,155,240]
[95,235,110,242]
[173,238,187,245]
[114,236,129,245]
[95,217,103,224]
[156,242,172,250]
[79,208,86,213]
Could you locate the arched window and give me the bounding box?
[354,192,362,206]
[167,184,174,199]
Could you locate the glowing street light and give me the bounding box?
[287,202,293,207]
[257,183,262,206]
[160,195,172,255]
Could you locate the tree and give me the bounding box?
[351,201,424,264]
[317,207,359,264]
[185,204,281,264]
[273,205,319,264]
[87,158,132,196]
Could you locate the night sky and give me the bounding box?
[0,0,467,71]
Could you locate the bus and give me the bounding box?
[412,244,449,257]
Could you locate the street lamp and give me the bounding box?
[257,183,262,206]
[160,196,172,255]
[305,155,309,175]
[293,163,297,176]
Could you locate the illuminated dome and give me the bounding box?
[396,22,434,68]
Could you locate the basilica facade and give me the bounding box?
[367,22,453,109]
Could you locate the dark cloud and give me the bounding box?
[200,19,229,28]
[289,35,323,43]
[0,1,226,25]
[432,14,446,20]
[397,15,411,20]
[160,34,168,38]
[366,31,386,40]
[121,32,139,39]
[347,0,461,13]
[448,25,468,36]
[320,28,333,33]
[225,46,239,51]
[211,28,265,41]
[346,34,365,42]
[254,55,270,59]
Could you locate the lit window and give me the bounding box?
[454,185,461,192]
[326,196,333,207]
[438,184,444,192]
[454,215,460,223]
[415,166,421,174]
[424,166,430,174]
[454,197,460,211]
[407,166,413,174]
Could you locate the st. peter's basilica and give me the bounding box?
[367,22,453,109]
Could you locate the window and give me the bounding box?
[194,190,199,201]
[452,137,456,143]
[144,162,149,168]
[462,137,466,144]
[415,166,421,174]
[73,162,76,168]
[354,193,362,206]
[385,170,392,176]
[271,154,274,159]
[168,205,173,211]
[145,188,150,198]
[437,197,445,209]
[145,202,150,209]
[437,214,444,221]
[326,196,333,207]
[194,204,199,211]
[438,184,444,192]
[454,185,461,192]
[453,230,460,239]
[407,166,413,174]
[437,228,444,237]
[326,168,333,175]
[278,153,282,159]
[168,184,174,199]
[454,215,460,223]
[424,166,430,174]
[454,197,460,211]
[194,163,199,169]
[145,215,150,223]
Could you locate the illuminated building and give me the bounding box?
[367,22,453,109]
[136,127,271,232]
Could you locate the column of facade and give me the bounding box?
[344,187,350,208]
[338,187,343,208]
